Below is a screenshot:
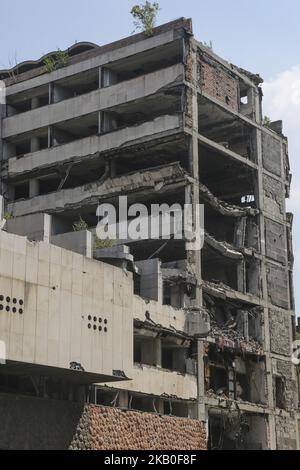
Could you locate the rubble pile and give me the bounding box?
[210,322,264,355]
[70,404,207,450]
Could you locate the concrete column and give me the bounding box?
[43,214,52,244]
[0,195,4,228]
[29,178,39,198]
[173,348,187,373]
[136,258,163,303]
[3,142,16,159]
[118,390,128,408]
[31,96,40,109]
[100,67,118,88]
[110,159,117,178]
[86,230,92,258]
[197,339,206,420]
[154,338,162,368]
[30,136,40,153]
[157,399,164,414]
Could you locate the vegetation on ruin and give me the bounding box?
[94,237,115,249]
[72,216,88,231]
[263,115,272,127]
[131,1,160,36]
[43,49,69,73]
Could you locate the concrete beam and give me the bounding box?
[7,162,187,217]
[3,64,184,138]
[5,29,183,97]
[7,115,182,178]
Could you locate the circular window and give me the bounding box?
[6,306,10,312]
[19,309,23,315]
[99,326,102,332]
[13,298,17,304]
[19,300,24,306]
[88,323,92,329]
[12,307,17,313]
[6,297,10,303]
[104,327,108,333]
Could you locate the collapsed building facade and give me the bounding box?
[0,18,298,450]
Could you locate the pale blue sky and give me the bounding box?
[1,0,299,312]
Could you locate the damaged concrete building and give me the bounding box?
[0,18,298,450]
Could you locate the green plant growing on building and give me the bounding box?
[56,49,69,68]
[3,212,13,220]
[131,1,160,37]
[94,237,115,250]
[43,49,69,73]
[263,115,272,127]
[72,216,88,232]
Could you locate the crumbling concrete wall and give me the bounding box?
[275,359,297,411]
[275,415,297,450]
[197,51,239,112]
[269,310,291,356]
[262,132,282,177]
[263,174,284,218]
[266,263,289,309]
[70,404,206,450]
[265,218,286,264]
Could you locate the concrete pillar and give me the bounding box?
[135,258,163,303]
[0,195,4,230]
[3,142,16,159]
[118,390,128,408]
[110,159,117,178]
[30,136,40,153]
[173,348,187,373]
[86,230,92,258]
[157,399,164,414]
[51,83,72,104]
[140,337,161,367]
[154,338,162,367]
[99,111,117,133]
[29,178,39,198]
[31,96,40,109]
[197,339,206,420]
[100,67,118,88]
[43,214,52,243]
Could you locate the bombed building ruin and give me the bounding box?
[0,18,298,450]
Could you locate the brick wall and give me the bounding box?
[70,404,207,450]
[197,51,239,112]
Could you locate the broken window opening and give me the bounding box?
[206,345,266,404]
[275,376,286,410]
[163,400,190,418]
[14,181,30,201]
[198,95,257,163]
[94,388,120,407]
[15,140,31,157]
[241,194,255,204]
[208,412,266,450]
